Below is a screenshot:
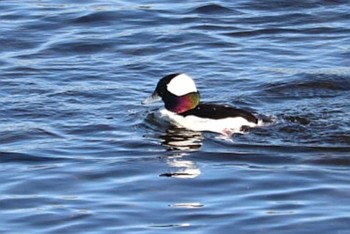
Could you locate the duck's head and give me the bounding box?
[142,73,200,113]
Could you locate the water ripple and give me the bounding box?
[1,1,350,233]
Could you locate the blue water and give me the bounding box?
[1,1,350,233]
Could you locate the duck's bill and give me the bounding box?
[142,92,161,105]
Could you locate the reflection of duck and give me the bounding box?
[160,153,201,179]
[158,126,202,178]
[143,111,203,178]
[143,73,260,136]
[160,125,203,151]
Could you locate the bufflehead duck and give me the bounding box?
[142,73,259,136]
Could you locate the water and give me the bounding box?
[1,0,350,233]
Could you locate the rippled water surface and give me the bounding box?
[1,0,350,233]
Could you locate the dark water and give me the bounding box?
[1,0,350,233]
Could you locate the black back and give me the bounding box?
[179,103,258,123]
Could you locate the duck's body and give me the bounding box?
[143,73,259,136]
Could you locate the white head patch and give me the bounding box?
[167,74,197,96]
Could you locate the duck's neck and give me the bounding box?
[164,92,200,114]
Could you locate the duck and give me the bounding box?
[142,73,260,136]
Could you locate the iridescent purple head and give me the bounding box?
[142,73,200,113]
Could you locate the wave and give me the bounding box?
[0,151,62,163]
